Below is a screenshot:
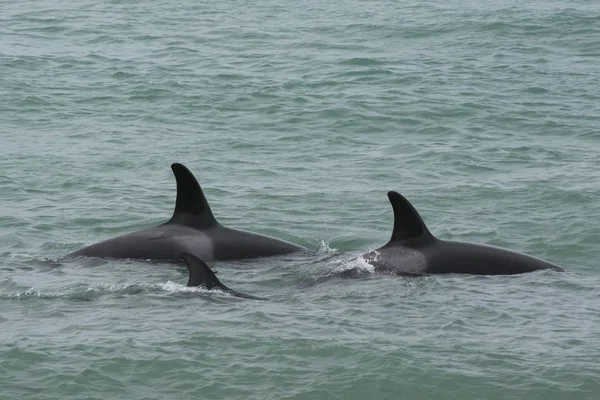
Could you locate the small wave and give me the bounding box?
[340,57,384,66]
[161,281,209,293]
[3,282,171,302]
[161,281,237,298]
[10,288,43,299]
[127,87,175,101]
[6,252,36,260]
[79,95,118,104]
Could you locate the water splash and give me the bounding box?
[318,239,338,253]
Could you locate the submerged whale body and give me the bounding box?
[362,191,564,276]
[181,253,263,300]
[67,163,305,263]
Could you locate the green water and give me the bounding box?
[2,0,600,398]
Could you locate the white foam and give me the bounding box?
[329,255,375,274]
[160,281,229,296]
[318,240,338,253]
[13,288,42,298]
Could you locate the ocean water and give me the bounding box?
[2,0,600,398]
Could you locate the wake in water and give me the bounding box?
[1,278,239,302]
[1,228,564,304]
[1,242,394,303]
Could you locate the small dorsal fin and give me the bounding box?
[180,253,263,299]
[386,191,435,245]
[181,253,229,291]
[166,163,218,228]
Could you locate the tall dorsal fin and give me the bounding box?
[166,163,218,228]
[386,191,435,245]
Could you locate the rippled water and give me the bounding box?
[2,0,600,398]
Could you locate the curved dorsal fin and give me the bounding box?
[386,191,435,245]
[166,163,218,228]
[181,253,229,291]
[181,253,263,299]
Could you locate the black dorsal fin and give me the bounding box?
[181,253,229,291]
[181,253,265,300]
[166,163,218,228]
[386,191,435,245]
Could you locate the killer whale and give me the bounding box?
[181,253,264,299]
[67,163,305,263]
[362,191,564,275]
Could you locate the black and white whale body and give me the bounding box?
[67,163,305,263]
[181,253,264,299]
[362,191,564,275]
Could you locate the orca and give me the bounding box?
[181,253,264,299]
[362,191,564,275]
[67,163,305,262]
